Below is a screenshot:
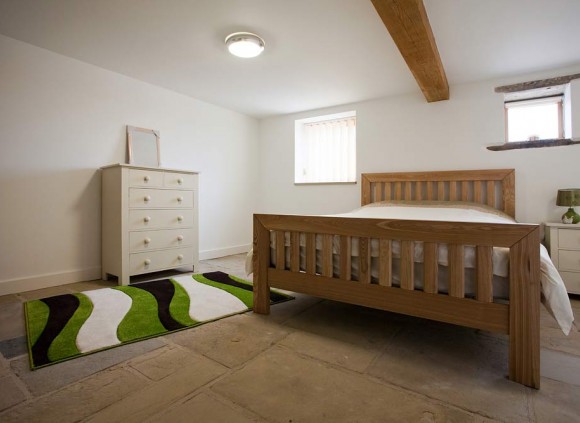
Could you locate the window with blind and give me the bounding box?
[294,111,356,184]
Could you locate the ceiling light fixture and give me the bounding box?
[225,32,265,58]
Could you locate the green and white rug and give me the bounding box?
[25,271,292,370]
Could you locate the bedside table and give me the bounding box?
[545,222,580,294]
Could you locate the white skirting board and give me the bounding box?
[0,267,102,296]
[199,244,251,261]
[0,245,251,295]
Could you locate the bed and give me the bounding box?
[252,169,574,389]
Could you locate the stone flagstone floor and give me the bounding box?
[1,254,579,422]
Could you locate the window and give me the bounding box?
[504,85,565,143]
[295,111,356,184]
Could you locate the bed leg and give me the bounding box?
[253,215,271,315]
[253,270,271,315]
[509,230,541,389]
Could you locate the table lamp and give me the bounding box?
[557,188,580,224]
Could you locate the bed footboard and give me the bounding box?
[252,213,540,388]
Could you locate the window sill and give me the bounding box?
[487,138,580,151]
[294,182,357,186]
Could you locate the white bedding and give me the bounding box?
[249,202,575,335]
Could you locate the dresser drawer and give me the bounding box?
[559,271,580,294]
[558,250,580,272]
[164,172,196,189]
[129,209,194,230]
[129,228,195,252]
[129,188,194,208]
[129,247,194,275]
[558,229,580,250]
[129,169,163,187]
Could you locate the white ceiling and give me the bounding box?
[1,0,580,118]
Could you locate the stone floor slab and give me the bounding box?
[0,302,25,341]
[541,348,580,386]
[147,392,262,423]
[85,353,227,423]
[204,254,248,269]
[530,377,580,422]
[193,262,224,274]
[211,346,489,423]
[0,368,144,423]
[169,313,290,368]
[541,325,580,357]
[254,292,322,324]
[65,279,116,292]
[0,355,11,378]
[279,330,387,373]
[128,344,206,381]
[367,319,530,422]
[284,300,401,343]
[12,337,166,396]
[0,336,27,359]
[0,375,27,412]
[0,295,22,305]
[16,285,75,301]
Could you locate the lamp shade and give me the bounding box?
[556,189,580,207]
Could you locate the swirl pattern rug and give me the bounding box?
[24,271,292,369]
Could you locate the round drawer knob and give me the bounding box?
[177,235,184,241]
[177,178,183,185]
[144,237,151,244]
[144,195,151,202]
[144,175,150,182]
[144,216,151,223]
[177,215,183,222]
[177,196,183,202]
[144,259,151,265]
[177,254,184,261]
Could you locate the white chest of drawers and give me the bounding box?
[101,164,199,285]
[545,222,580,294]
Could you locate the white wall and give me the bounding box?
[0,35,259,294]
[258,67,580,225]
[570,79,580,141]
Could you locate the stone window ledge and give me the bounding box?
[487,138,580,151]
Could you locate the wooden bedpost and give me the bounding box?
[361,174,372,206]
[508,227,540,389]
[501,170,516,218]
[253,214,271,314]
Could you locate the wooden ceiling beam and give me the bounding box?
[371,0,449,102]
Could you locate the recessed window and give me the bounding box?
[295,111,356,184]
[504,85,565,143]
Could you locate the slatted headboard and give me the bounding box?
[361,169,515,218]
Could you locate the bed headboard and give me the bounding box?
[361,169,515,218]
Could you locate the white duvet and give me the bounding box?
[249,202,575,335]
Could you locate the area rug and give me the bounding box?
[24,271,292,370]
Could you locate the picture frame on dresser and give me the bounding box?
[127,126,161,167]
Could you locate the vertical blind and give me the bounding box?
[297,116,356,183]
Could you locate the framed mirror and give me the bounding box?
[127,126,161,167]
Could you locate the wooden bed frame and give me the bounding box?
[252,169,540,388]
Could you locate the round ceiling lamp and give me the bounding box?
[225,32,265,58]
